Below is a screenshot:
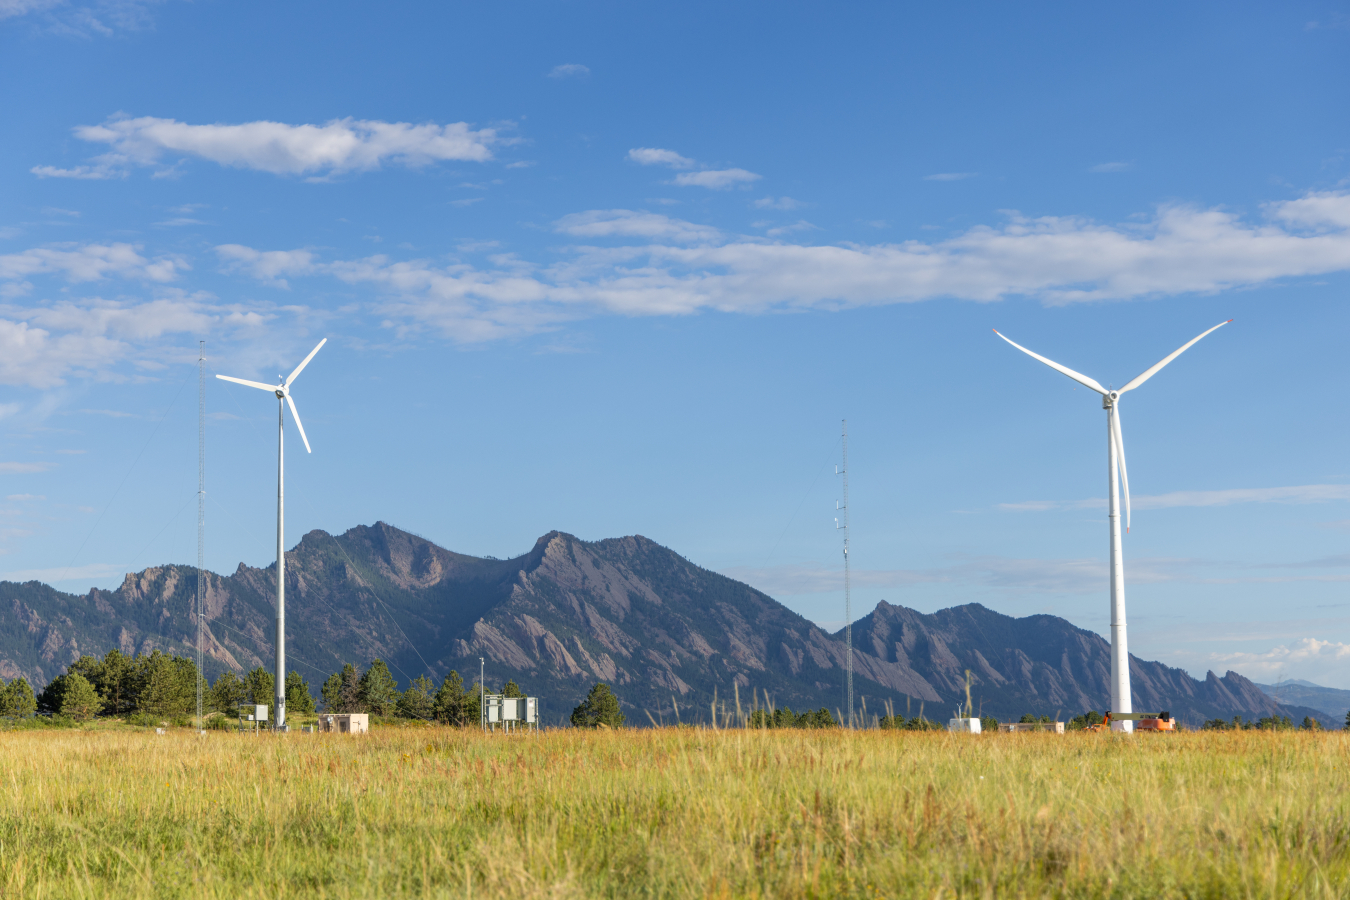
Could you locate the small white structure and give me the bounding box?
[316,713,368,734]
[238,703,269,733]
[483,695,539,732]
[947,717,982,734]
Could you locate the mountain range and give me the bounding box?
[0,522,1331,728]
[1255,680,1350,725]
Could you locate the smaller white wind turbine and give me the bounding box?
[216,338,326,731]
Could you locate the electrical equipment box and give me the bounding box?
[947,717,981,734]
[525,697,538,724]
[254,704,268,722]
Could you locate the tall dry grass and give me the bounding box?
[1,725,1347,898]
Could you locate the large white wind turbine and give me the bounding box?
[216,338,326,731]
[994,322,1229,732]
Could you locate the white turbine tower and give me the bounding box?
[216,338,326,731]
[994,321,1229,733]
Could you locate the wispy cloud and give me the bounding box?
[672,169,760,190]
[214,245,316,288]
[627,148,695,169]
[554,210,721,243]
[0,242,184,284]
[0,562,125,584]
[37,115,503,180]
[547,63,590,79]
[764,220,817,237]
[214,189,1350,340]
[628,147,760,190]
[1210,638,1350,677]
[0,462,54,474]
[1000,484,1350,513]
[1090,161,1134,173]
[753,196,803,210]
[924,172,977,181]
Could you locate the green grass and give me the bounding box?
[2,725,1348,898]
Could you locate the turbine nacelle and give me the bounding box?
[994,320,1230,533]
[216,338,326,454]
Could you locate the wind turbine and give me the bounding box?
[994,321,1229,732]
[216,338,326,731]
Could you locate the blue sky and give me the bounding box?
[3,1,1350,688]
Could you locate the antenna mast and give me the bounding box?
[836,419,853,728]
[196,340,206,733]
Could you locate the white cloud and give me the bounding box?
[627,148,695,169]
[672,168,761,190]
[45,115,501,179]
[754,196,803,210]
[0,242,184,284]
[1210,638,1350,677]
[924,172,977,181]
[0,462,54,474]
[0,292,267,388]
[219,189,1350,340]
[31,161,125,180]
[628,148,760,190]
[1000,484,1350,513]
[215,244,317,288]
[547,63,590,79]
[1090,162,1133,173]
[1,562,125,583]
[0,0,55,16]
[764,220,817,237]
[553,210,721,243]
[1269,190,1350,230]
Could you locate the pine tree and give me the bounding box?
[358,660,399,717]
[58,674,103,721]
[209,671,247,713]
[397,675,436,720]
[137,652,198,717]
[502,679,524,699]
[432,670,467,725]
[100,650,137,715]
[0,677,36,719]
[285,671,315,715]
[570,683,625,728]
[242,667,275,720]
[321,663,362,713]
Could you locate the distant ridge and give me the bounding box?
[0,523,1331,727]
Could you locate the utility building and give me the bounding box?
[317,713,369,734]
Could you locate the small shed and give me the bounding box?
[947,717,981,733]
[316,713,369,734]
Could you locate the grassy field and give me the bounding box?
[2,724,1348,899]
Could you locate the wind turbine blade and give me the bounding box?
[1111,403,1131,532]
[216,374,279,392]
[1119,320,1232,393]
[285,393,312,454]
[285,338,327,388]
[992,330,1107,394]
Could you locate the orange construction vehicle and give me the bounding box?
[1084,711,1176,732]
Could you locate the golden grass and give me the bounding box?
[2,725,1348,898]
